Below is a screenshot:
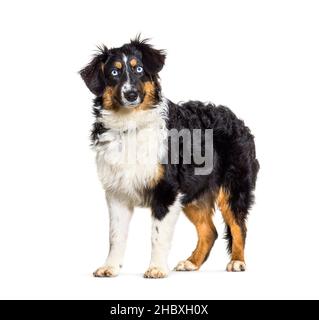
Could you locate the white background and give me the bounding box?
[0,0,318,300]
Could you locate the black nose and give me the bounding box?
[124,90,138,102]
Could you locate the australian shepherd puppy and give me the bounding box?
[80,37,259,278]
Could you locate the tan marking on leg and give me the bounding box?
[129,58,137,67]
[176,194,217,270]
[114,61,122,69]
[148,164,164,188]
[217,188,245,263]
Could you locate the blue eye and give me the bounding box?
[111,69,119,76]
[136,66,143,73]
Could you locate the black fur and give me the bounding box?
[91,122,108,144]
[151,100,259,210]
[151,99,259,250]
[130,37,166,74]
[80,45,109,96]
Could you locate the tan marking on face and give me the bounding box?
[102,86,119,111]
[182,194,217,268]
[114,61,122,69]
[217,188,245,262]
[130,58,137,67]
[134,81,156,111]
[103,81,156,113]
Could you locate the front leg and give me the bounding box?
[94,194,133,277]
[144,194,182,279]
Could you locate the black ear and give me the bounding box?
[131,36,166,75]
[79,45,109,96]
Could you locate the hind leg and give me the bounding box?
[218,188,247,272]
[175,196,217,271]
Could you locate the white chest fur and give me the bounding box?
[94,100,168,205]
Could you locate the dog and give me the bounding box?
[80,36,259,278]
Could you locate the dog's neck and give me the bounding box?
[96,97,168,133]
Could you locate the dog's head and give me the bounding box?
[80,37,166,111]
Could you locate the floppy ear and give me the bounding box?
[79,46,109,96]
[131,37,166,75]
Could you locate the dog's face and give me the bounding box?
[80,38,166,111]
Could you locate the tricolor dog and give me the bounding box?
[80,37,259,278]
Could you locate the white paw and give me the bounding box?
[93,265,119,277]
[226,260,246,272]
[175,260,198,271]
[144,266,169,279]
